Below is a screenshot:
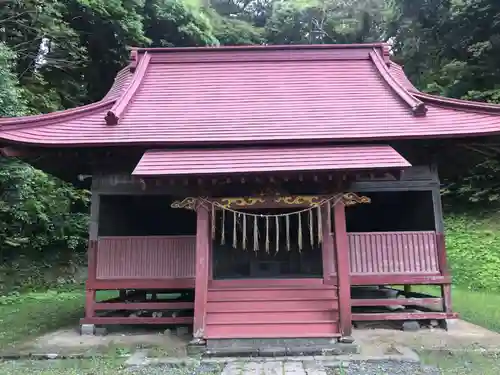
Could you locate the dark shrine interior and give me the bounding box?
[346,191,435,232]
[212,208,323,280]
[98,195,197,236]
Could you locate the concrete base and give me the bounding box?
[80,324,95,336]
[444,318,458,331]
[402,321,420,332]
[204,338,359,358]
[79,324,107,336]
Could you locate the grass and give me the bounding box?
[0,288,126,374]
[448,288,500,332]
[411,285,500,333]
[0,288,118,351]
[0,357,123,375]
[0,291,83,351]
[420,351,500,375]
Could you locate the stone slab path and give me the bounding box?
[216,360,440,375]
[221,360,328,375]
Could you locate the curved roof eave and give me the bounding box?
[0,66,133,131]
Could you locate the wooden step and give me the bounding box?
[208,288,337,301]
[207,299,338,312]
[206,310,338,324]
[205,322,340,339]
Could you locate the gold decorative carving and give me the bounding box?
[171,197,197,210]
[171,193,370,211]
[274,196,323,207]
[342,192,371,206]
[219,197,265,208]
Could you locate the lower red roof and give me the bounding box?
[132,145,411,176]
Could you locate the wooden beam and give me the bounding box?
[436,233,449,276]
[351,274,450,285]
[0,146,27,157]
[93,302,194,311]
[193,205,210,341]
[352,312,458,321]
[87,240,98,284]
[84,240,98,320]
[85,278,195,290]
[437,233,453,314]
[351,298,441,307]
[80,317,193,325]
[333,201,352,337]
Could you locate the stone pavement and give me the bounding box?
[221,360,329,375]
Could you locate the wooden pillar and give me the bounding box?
[433,182,452,314]
[437,233,452,313]
[333,201,352,338]
[321,204,334,284]
[193,204,210,341]
[85,240,98,319]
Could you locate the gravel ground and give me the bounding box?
[326,361,441,375]
[125,363,222,375]
[124,361,441,375]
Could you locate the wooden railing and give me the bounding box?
[348,231,439,275]
[94,231,440,280]
[96,235,196,279]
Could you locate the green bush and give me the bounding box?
[445,213,500,292]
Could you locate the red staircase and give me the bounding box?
[205,282,340,339]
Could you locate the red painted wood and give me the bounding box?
[208,288,337,301]
[93,302,194,311]
[207,311,338,324]
[333,201,352,337]
[351,274,449,285]
[80,316,193,325]
[348,231,439,275]
[205,323,340,339]
[132,146,410,176]
[209,278,324,288]
[352,312,458,321]
[85,290,96,318]
[88,240,98,282]
[85,241,98,319]
[86,278,195,290]
[351,298,442,307]
[321,204,335,283]
[205,283,340,339]
[436,233,449,276]
[96,235,196,280]
[7,45,500,147]
[207,300,339,312]
[442,284,453,313]
[193,206,210,339]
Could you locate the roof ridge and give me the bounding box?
[133,43,388,54]
[105,52,151,125]
[369,50,427,116]
[412,91,500,114]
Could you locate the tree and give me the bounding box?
[265,0,387,45]
[0,42,90,292]
[0,43,28,117]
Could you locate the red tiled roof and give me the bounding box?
[2,43,500,147]
[132,145,411,176]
